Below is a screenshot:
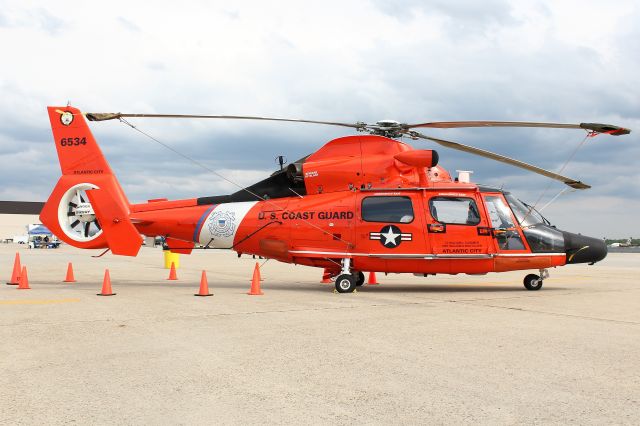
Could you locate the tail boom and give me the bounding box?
[41,106,263,257]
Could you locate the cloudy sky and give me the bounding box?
[1,0,638,237]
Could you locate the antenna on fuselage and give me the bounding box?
[275,155,287,171]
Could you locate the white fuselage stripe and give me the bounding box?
[288,250,566,259]
[197,201,257,248]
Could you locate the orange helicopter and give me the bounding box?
[40,106,630,292]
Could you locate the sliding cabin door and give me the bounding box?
[425,193,493,257]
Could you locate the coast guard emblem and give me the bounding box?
[207,210,236,238]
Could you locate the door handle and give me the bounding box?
[477,227,493,236]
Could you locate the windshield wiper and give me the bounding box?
[521,200,551,226]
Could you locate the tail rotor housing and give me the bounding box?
[58,183,103,242]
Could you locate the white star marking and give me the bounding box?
[382,227,400,246]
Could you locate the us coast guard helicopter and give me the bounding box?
[40,106,630,292]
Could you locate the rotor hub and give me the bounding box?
[367,120,406,138]
[376,119,401,127]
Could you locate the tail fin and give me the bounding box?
[40,106,142,256]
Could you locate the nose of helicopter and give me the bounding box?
[562,231,608,264]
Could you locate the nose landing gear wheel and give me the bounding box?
[524,274,543,291]
[355,271,365,286]
[335,274,356,293]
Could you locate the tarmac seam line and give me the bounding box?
[0,298,81,305]
[452,301,640,326]
[0,299,444,327]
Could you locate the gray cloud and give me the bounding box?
[372,0,517,27]
[117,16,140,33]
[0,7,66,35]
[0,0,638,237]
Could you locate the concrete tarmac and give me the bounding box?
[1,245,638,424]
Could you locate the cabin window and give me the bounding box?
[362,196,414,223]
[429,197,481,225]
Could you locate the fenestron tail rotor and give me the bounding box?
[83,110,631,189]
[59,184,102,242]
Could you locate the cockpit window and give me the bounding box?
[483,195,526,250]
[504,194,547,227]
[484,196,517,229]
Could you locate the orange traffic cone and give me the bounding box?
[367,271,379,285]
[247,262,264,295]
[97,269,115,296]
[167,262,178,280]
[63,262,76,283]
[17,266,30,290]
[6,252,21,285]
[321,268,332,283]
[195,270,213,297]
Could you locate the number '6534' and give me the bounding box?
[60,137,87,146]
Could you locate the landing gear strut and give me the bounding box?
[524,268,549,291]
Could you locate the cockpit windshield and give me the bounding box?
[504,194,550,227]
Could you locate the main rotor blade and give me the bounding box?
[85,112,631,136]
[406,121,630,135]
[410,131,590,189]
[85,112,363,129]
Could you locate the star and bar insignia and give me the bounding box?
[369,225,412,248]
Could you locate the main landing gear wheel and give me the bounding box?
[335,274,356,293]
[355,271,365,286]
[524,274,543,291]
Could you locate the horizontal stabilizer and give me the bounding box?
[86,188,141,256]
[165,237,194,255]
